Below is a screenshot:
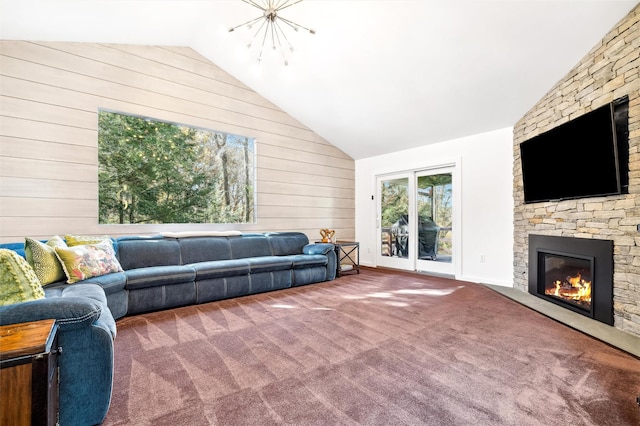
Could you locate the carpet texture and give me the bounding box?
[102,268,640,425]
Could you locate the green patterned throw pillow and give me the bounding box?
[65,234,111,247]
[0,248,45,306]
[24,236,67,285]
[54,241,123,284]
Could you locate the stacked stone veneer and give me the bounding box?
[513,5,640,337]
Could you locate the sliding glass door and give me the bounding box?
[377,173,413,270]
[415,168,454,275]
[376,167,455,275]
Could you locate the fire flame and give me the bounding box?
[545,272,591,303]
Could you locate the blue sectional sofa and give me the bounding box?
[0,231,336,426]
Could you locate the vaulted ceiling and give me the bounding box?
[1,1,637,159]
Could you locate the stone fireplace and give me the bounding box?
[512,4,640,338]
[528,234,613,325]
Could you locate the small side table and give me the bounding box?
[0,319,60,426]
[334,241,360,277]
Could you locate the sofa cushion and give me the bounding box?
[125,265,196,289]
[229,235,272,259]
[24,236,67,285]
[188,259,250,279]
[82,271,127,295]
[267,232,310,255]
[105,290,128,320]
[293,267,327,286]
[179,237,232,264]
[118,239,181,269]
[0,248,45,306]
[45,282,108,306]
[127,281,196,315]
[286,254,328,269]
[246,256,293,273]
[54,241,123,284]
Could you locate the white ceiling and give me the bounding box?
[1,0,637,160]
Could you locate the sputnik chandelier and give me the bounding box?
[228,0,315,66]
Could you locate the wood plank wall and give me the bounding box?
[0,41,355,243]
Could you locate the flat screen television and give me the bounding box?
[520,96,629,204]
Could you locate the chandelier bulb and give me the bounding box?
[310,29,316,35]
[228,27,235,33]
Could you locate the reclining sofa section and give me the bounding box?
[86,231,337,319]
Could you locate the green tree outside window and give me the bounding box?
[98,111,255,224]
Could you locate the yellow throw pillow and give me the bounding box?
[0,249,45,306]
[54,241,123,284]
[65,234,111,247]
[24,236,67,285]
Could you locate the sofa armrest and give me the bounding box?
[302,243,337,281]
[0,297,103,330]
[0,294,116,426]
[303,243,335,255]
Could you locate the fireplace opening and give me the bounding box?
[529,234,613,325]
[541,252,593,314]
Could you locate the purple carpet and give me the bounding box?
[102,268,640,425]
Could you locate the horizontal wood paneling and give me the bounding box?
[121,45,269,103]
[60,43,296,122]
[260,132,350,159]
[100,44,274,108]
[258,144,354,170]
[162,46,212,63]
[1,96,96,129]
[0,217,101,239]
[1,42,325,143]
[0,177,96,200]
[0,137,97,164]
[257,193,353,209]
[0,198,97,218]
[0,41,355,243]
[1,116,96,147]
[0,157,96,182]
[258,206,354,219]
[258,169,354,190]
[0,76,101,111]
[258,157,353,180]
[259,181,354,199]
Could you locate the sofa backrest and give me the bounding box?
[0,242,27,258]
[266,232,310,256]
[0,232,314,272]
[179,237,232,264]
[117,238,181,270]
[228,234,273,259]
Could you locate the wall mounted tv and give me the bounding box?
[520,96,629,204]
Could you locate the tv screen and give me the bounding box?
[520,98,628,204]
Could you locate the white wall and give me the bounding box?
[355,127,514,287]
